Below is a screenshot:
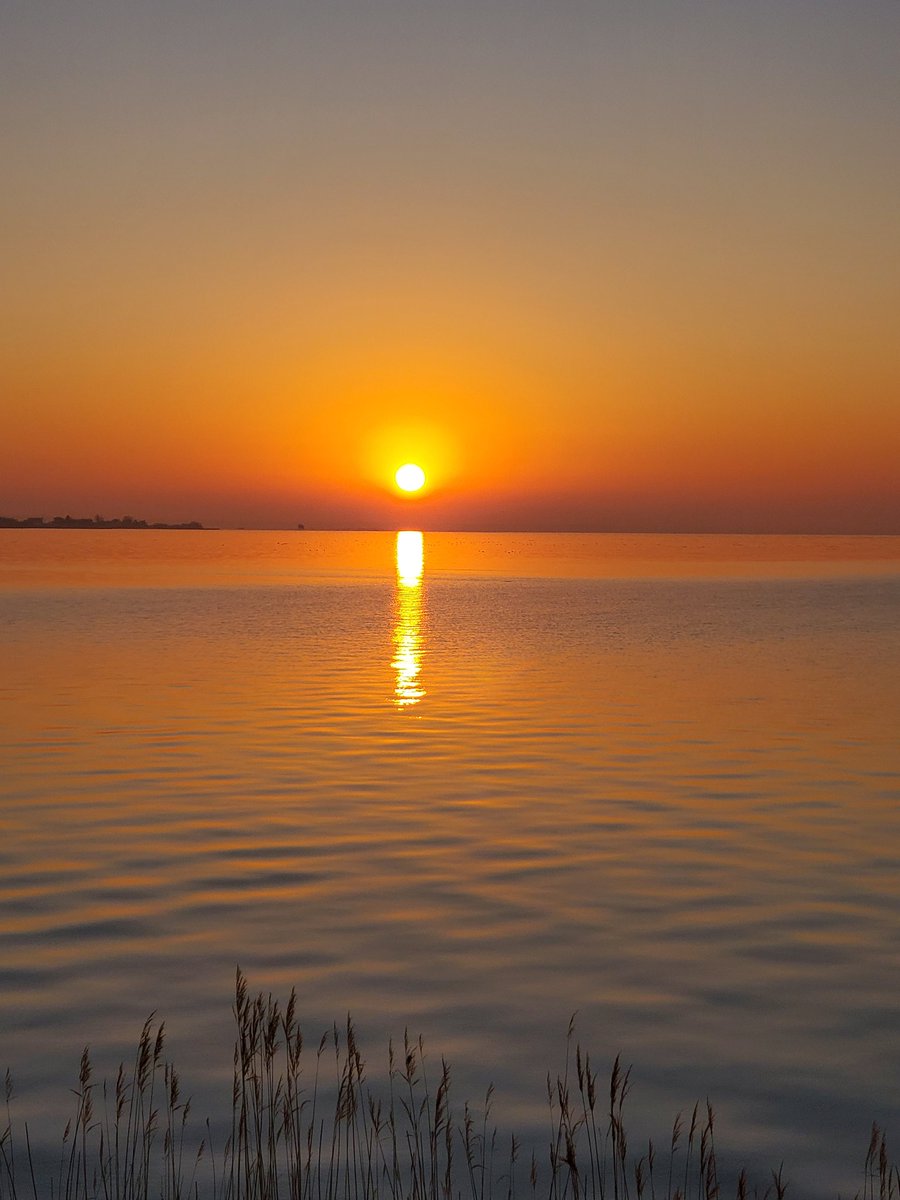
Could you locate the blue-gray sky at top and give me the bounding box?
[7,2,897,169]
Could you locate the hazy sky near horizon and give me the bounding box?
[2,1,898,531]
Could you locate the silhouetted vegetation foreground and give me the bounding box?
[0,515,203,529]
[0,972,895,1200]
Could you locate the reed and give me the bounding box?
[0,970,895,1200]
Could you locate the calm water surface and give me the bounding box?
[1,531,899,1196]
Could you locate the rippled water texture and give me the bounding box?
[1,531,899,1196]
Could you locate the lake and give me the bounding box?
[1,530,899,1196]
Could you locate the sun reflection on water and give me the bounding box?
[393,531,424,707]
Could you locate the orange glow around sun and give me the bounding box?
[395,464,426,493]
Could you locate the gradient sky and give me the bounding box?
[2,0,898,531]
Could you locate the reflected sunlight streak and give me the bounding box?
[393,532,424,707]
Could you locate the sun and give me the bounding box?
[395,463,426,493]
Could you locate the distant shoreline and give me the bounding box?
[0,515,205,530]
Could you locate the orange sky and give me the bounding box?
[2,3,898,531]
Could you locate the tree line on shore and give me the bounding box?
[0,514,204,529]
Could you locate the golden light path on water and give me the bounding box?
[393,530,424,707]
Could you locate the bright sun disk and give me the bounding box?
[395,463,426,492]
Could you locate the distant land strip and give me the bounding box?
[0,514,205,530]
